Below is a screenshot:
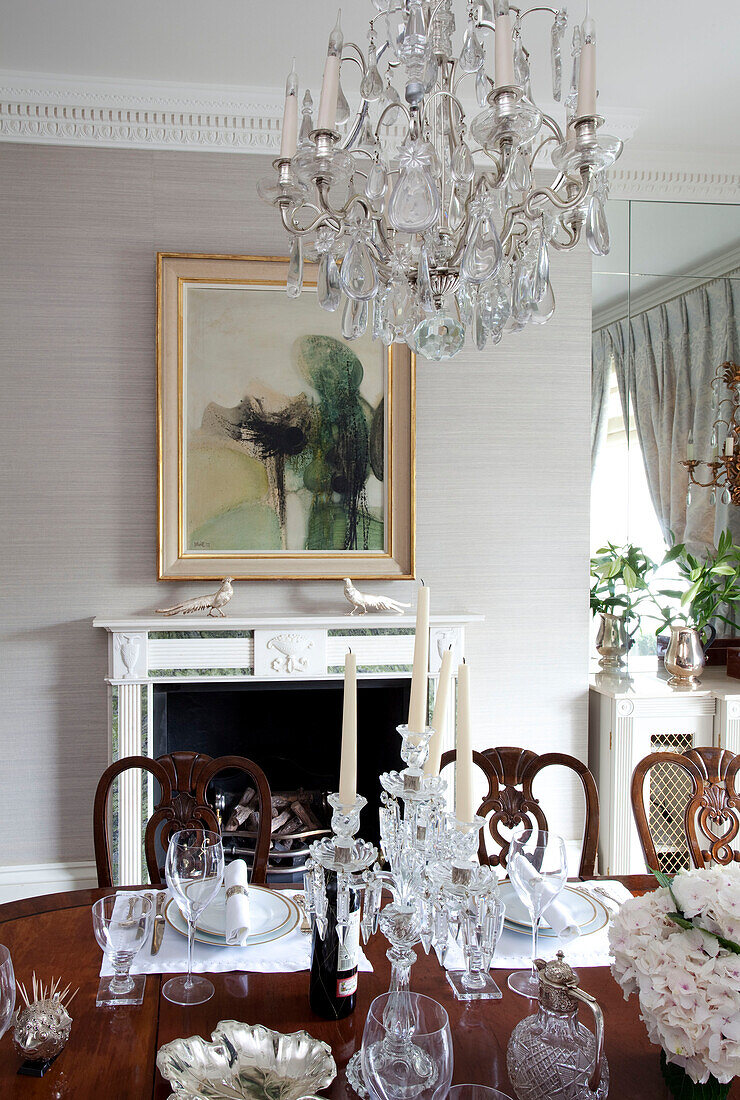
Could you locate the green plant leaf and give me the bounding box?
[711,563,736,575]
[662,544,685,563]
[623,564,638,589]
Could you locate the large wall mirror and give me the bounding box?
[591,199,740,654]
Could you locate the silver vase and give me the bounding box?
[595,612,631,668]
[664,623,716,686]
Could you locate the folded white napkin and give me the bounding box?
[100,890,374,977]
[510,855,579,941]
[225,860,251,946]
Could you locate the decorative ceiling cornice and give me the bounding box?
[0,70,736,203]
[607,166,740,203]
[0,71,285,153]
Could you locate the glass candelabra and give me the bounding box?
[428,817,504,1000]
[303,792,378,946]
[346,723,448,1097]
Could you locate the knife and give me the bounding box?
[151,891,167,955]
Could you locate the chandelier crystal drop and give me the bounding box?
[259,0,623,361]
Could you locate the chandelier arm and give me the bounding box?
[684,462,729,490]
[278,202,342,237]
[341,43,367,72]
[539,110,566,147]
[523,173,590,218]
[374,100,413,135]
[519,6,562,18]
[550,222,580,250]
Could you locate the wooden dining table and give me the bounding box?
[0,877,736,1098]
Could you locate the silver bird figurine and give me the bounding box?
[156,577,234,618]
[343,578,411,615]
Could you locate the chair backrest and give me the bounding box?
[631,746,740,871]
[93,750,272,887]
[439,745,600,876]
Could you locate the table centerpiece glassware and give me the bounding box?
[507,829,568,997]
[163,827,224,1006]
[610,864,740,1100]
[360,991,453,1100]
[92,891,153,1006]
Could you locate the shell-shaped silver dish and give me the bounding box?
[157,1021,337,1100]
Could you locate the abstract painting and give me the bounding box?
[157,254,414,581]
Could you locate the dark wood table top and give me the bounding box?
[0,879,736,1099]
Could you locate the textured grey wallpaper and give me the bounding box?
[0,142,592,870]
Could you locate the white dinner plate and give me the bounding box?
[499,882,609,939]
[165,887,299,947]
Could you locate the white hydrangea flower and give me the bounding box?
[609,863,740,1085]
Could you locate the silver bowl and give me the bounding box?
[157,1021,337,1100]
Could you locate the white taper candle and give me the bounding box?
[455,661,475,822]
[576,8,597,117]
[408,584,430,734]
[338,650,357,806]
[317,10,343,130]
[280,59,299,159]
[425,647,454,777]
[494,12,515,87]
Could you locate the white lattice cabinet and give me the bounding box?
[588,667,740,875]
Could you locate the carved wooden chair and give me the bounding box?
[631,747,740,871]
[439,746,600,876]
[93,751,272,887]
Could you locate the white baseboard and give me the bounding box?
[0,860,98,904]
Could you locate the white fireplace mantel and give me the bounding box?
[93,612,483,885]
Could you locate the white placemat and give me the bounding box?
[100,890,373,977]
[443,880,633,971]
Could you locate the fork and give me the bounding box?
[294,894,312,935]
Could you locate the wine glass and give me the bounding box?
[163,828,224,1006]
[0,946,15,1037]
[361,992,453,1100]
[92,892,153,1006]
[506,829,568,998]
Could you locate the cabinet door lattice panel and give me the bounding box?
[648,733,694,875]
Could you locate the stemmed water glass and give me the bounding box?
[0,945,15,1037]
[361,992,453,1100]
[92,892,153,1006]
[163,828,224,1006]
[506,829,568,998]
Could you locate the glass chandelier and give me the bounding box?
[258,0,623,361]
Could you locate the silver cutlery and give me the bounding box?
[294,894,312,935]
[151,890,168,954]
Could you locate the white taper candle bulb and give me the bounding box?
[280,58,299,158]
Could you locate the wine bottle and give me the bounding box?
[309,872,361,1020]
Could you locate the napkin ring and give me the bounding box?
[226,885,248,901]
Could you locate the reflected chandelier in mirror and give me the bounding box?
[684,361,740,508]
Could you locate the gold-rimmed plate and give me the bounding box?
[500,883,609,939]
[165,887,299,947]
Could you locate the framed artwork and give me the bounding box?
[157,253,415,580]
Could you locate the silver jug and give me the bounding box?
[507,952,608,1100]
[595,612,635,668]
[664,623,716,686]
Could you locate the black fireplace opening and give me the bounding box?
[152,678,409,880]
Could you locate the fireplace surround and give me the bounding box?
[94,612,482,885]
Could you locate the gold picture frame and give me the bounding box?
[157,253,415,580]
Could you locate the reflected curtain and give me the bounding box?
[593,276,740,554]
